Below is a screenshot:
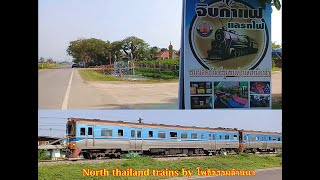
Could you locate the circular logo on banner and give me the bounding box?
[189,0,269,70]
[196,22,213,37]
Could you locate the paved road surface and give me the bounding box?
[39,66,114,109]
[39,67,281,109]
[171,168,282,180]
[39,66,72,109]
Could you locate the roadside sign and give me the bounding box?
[179,0,272,109]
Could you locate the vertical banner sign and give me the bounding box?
[180,0,272,109]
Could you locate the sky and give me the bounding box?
[38,0,282,62]
[38,110,282,138]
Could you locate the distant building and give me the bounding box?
[155,42,180,60]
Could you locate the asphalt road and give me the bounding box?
[38,66,72,109]
[38,67,281,110]
[39,66,113,109]
[172,168,282,180]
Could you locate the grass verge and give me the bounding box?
[79,69,124,81]
[79,69,178,83]
[38,63,58,70]
[272,67,282,72]
[39,155,281,179]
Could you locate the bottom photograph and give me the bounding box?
[38,110,282,179]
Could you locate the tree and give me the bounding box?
[111,41,125,62]
[149,46,160,60]
[66,38,111,67]
[121,36,149,61]
[272,41,281,49]
[39,57,45,63]
[258,0,281,10]
[47,57,54,64]
[160,48,168,52]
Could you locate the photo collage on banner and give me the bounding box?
[182,0,272,109]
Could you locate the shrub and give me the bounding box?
[38,150,51,160]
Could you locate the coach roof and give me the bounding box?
[68,118,281,135]
[68,117,240,132]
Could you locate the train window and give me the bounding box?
[278,137,281,141]
[213,134,215,140]
[252,136,256,141]
[209,134,212,140]
[233,135,237,140]
[88,127,93,136]
[181,133,188,139]
[118,129,123,137]
[256,137,259,141]
[131,130,135,137]
[262,137,266,141]
[201,133,204,139]
[137,130,141,138]
[170,132,178,139]
[80,128,85,136]
[272,137,276,141]
[191,133,197,139]
[101,129,112,137]
[158,132,166,138]
[219,135,222,140]
[225,135,229,140]
[269,137,271,140]
[149,131,153,137]
[244,135,247,141]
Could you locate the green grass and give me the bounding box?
[79,69,178,83]
[38,63,58,70]
[79,70,124,81]
[39,155,281,179]
[138,58,180,66]
[272,67,282,72]
[38,150,51,160]
[135,68,179,80]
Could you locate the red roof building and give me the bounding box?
[155,51,179,60]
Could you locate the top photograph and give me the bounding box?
[38,0,282,110]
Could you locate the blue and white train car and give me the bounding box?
[239,130,282,153]
[66,118,240,158]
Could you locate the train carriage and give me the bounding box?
[239,130,282,153]
[66,118,281,159]
[66,118,243,158]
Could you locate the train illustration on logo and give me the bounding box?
[207,27,258,60]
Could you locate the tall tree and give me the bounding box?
[67,38,111,67]
[272,41,281,49]
[149,46,160,60]
[160,48,168,52]
[39,57,45,63]
[121,36,149,61]
[111,41,125,62]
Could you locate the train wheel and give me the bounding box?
[252,149,257,154]
[83,152,91,159]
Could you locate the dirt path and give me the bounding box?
[86,71,281,109]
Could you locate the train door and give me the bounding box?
[246,134,250,148]
[211,133,216,150]
[86,125,94,147]
[239,131,244,152]
[261,135,267,149]
[129,128,142,151]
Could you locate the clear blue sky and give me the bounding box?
[38,110,282,138]
[38,0,282,62]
